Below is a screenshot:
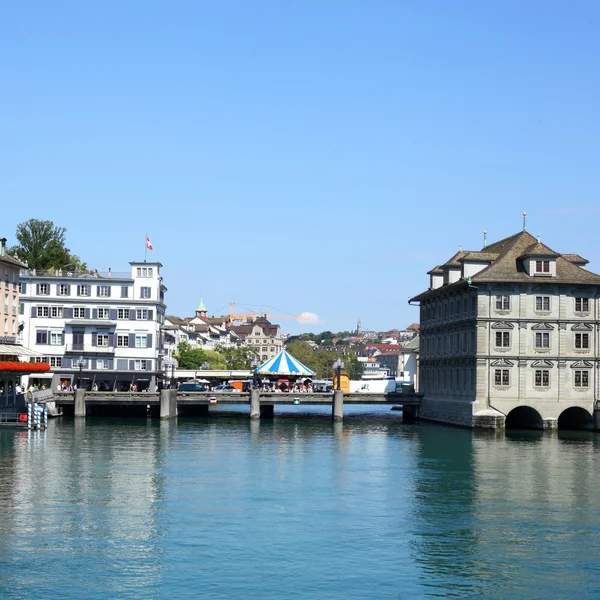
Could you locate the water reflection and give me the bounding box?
[1,414,600,599]
[0,418,165,598]
[408,423,600,599]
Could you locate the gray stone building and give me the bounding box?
[410,229,600,430]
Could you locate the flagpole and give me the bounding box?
[145,232,147,263]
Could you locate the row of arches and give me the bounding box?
[504,406,593,430]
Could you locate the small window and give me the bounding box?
[136,309,148,320]
[117,308,130,319]
[20,282,27,294]
[98,285,110,297]
[51,306,63,318]
[135,334,148,348]
[97,359,109,369]
[535,296,550,311]
[58,284,69,296]
[535,260,550,273]
[575,333,589,349]
[38,283,49,295]
[73,307,86,319]
[494,369,510,386]
[495,295,510,310]
[574,370,589,388]
[134,359,148,371]
[575,297,589,312]
[141,287,151,299]
[535,369,550,387]
[78,285,90,297]
[50,332,63,345]
[121,286,129,298]
[37,306,49,317]
[535,332,550,348]
[97,334,109,346]
[117,335,129,347]
[98,308,110,319]
[495,332,510,348]
[36,331,48,344]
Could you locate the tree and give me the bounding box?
[285,341,319,372]
[176,341,208,370]
[216,345,258,369]
[10,219,87,271]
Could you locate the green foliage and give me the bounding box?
[10,219,87,271]
[285,340,364,380]
[216,345,258,369]
[176,341,208,370]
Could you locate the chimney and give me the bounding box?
[0,238,6,256]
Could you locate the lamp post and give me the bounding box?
[251,356,259,390]
[201,362,209,371]
[77,356,84,389]
[333,358,345,391]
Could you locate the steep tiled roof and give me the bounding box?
[166,315,186,326]
[562,254,589,265]
[457,252,499,262]
[1,254,27,268]
[411,230,600,301]
[519,240,560,258]
[471,231,600,284]
[427,266,444,275]
[443,251,471,267]
[402,335,420,351]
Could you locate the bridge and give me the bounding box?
[54,389,423,421]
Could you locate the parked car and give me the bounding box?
[178,381,208,392]
[215,384,236,392]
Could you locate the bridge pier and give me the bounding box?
[160,389,177,419]
[402,404,419,422]
[333,390,343,422]
[250,389,260,420]
[261,404,274,419]
[74,389,86,418]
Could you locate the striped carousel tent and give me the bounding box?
[255,348,315,377]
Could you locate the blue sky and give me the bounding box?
[2,1,599,335]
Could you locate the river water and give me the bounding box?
[0,407,599,599]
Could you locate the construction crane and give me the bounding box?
[228,302,300,324]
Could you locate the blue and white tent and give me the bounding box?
[255,348,315,377]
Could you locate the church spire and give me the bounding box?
[196,295,208,318]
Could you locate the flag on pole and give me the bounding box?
[146,236,153,250]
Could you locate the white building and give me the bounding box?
[19,261,167,391]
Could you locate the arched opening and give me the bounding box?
[558,407,593,431]
[505,406,543,430]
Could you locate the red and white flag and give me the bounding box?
[146,236,153,250]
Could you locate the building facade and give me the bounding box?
[410,230,600,429]
[19,262,167,391]
[231,317,282,362]
[0,238,47,406]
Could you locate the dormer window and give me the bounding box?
[535,261,550,273]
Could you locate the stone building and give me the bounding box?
[230,316,282,362]
[410,229,600,429]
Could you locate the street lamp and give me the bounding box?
[77,356,85,389]
[251,356,260,389]
[333,358,345,391]
[201,362,209,370]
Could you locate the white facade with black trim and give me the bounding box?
[19,262,167,390]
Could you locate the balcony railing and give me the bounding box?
[65,344,115,354]
[20,269,131,279]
